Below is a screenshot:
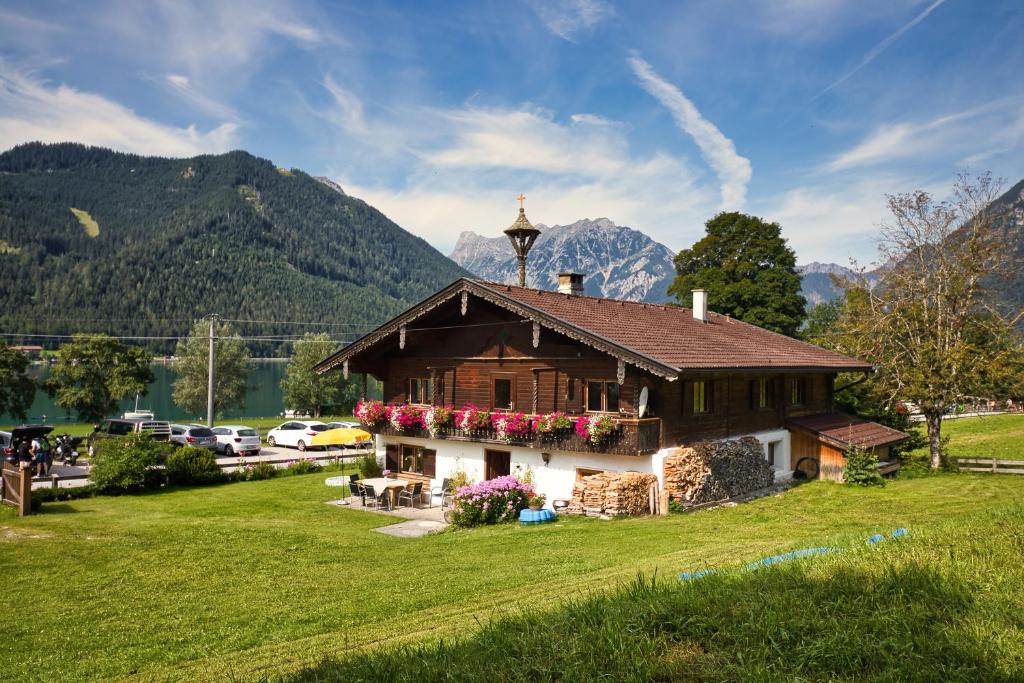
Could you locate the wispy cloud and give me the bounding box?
[160,73,240,121]
[627,53,751,208]
[817,0,947,97]
[0,62,238,157]
[825,99,1020,172]
[528,0,612,42]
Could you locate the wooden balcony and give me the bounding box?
[374,416,661,457]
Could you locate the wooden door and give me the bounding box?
[484,449,511,480]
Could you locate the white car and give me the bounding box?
[210,425,262,457]
[325,421,360,429]
[266,421,329,451]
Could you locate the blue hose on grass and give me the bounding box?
[678,528,910,582]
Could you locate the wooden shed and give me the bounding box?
[787,414,910,481]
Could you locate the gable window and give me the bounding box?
[751,377,775,409]
[586,381,621,413]
[790,378,807,406]
[692,380,712,415]
[493,376,514,411]
[408,378,432,405]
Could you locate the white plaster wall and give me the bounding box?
[379,435,656,505]
[378,427,792,506]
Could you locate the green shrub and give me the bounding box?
[357,454,383,479]
[285,459,322,475]
[844,444,885,487]
[166,447,226,486]
[90,433,173,494]
[247,461,278,480]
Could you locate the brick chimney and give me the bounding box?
[558,272,584,296]
[692,289,708,322]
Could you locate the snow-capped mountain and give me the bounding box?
[449,218,676,302]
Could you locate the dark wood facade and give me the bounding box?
[345,293,838,456]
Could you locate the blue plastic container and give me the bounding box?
[519,508,556,525]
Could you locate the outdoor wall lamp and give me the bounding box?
[541,452,551,466]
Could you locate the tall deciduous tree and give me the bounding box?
[172,320,251,418]
[0,343,37,421]
[829,174,1024,469]
[668,212,807,336]
[44,335,154,422]
[280,333,356,418]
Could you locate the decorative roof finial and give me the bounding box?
[504,194,541,287]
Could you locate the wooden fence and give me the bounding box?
[955,458,1024,475]
[2,462,32,516]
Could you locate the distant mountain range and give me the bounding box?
[450,218,676,302]
[0,142,468,352]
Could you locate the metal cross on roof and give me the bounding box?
[517,193,526,208]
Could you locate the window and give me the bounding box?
[408,377,432,404]
[790,378,807,406]
[576,467,606,480]
[767,441,778,466]
[586,381,621,412]
[400,445,436,476]
[692,380,712,415]
[751,378,775,409]
[493,378,513,410]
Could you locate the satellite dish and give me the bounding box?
[638,386,649,418]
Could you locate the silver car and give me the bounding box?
[169,424,217,450]
[210,425,261,457]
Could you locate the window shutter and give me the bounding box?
[385,444,400,473]
[749,380,756,409]
[682,381,691,415]
[708,380,716,414]
[422,449,436,478]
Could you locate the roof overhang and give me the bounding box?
[314,278,681,379]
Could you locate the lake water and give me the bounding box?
[12,360,292,423]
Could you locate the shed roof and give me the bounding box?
[787,413,910,451]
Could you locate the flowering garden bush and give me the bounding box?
[387,403,424,431]
[450,475,535,527]
[574,414,619,444]
[455,403,492,431]
[424,404,454,437]
[491,411,531,443]
[532,411,572,438]
[355,399,387,427]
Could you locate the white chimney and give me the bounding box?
[558,272,584,296]
[692,289,708,322]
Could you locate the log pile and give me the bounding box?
[565,471,659,517]
[663,437,774,507]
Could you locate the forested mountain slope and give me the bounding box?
[0,143,468,351]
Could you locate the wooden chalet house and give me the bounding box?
[315,206,908,502]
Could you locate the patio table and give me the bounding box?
[360,477,410,507]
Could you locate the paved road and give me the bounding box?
[30,445,372,489]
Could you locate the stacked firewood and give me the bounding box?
[663,437,774,507]
[566,471,659,517]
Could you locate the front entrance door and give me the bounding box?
[484,449,511,480]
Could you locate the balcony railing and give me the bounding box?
[373,416,661,457]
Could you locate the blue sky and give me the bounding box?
[1,0,1021,264]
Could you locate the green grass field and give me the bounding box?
[2,473,1023,680]
[909,414,1024,460]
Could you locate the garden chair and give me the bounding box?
[429,478,453,509]
[398,482,423,509]
[348,480,365,505]
[363,484,390,511]
[349,472,360,483]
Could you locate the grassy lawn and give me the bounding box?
[2,473,1023,680]
[909,414,1024,460]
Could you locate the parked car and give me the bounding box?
[325,421,360,429]
[169,424,218,450]
[90,418,171,448]
[210,425,261,457]
[266,421,328,451]
[0,425,54,463]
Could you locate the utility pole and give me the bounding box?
[207,314,217,427]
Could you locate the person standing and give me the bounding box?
[31,436,50,477]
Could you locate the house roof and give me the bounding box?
[787,413,910,451]
[315,277,872,378]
